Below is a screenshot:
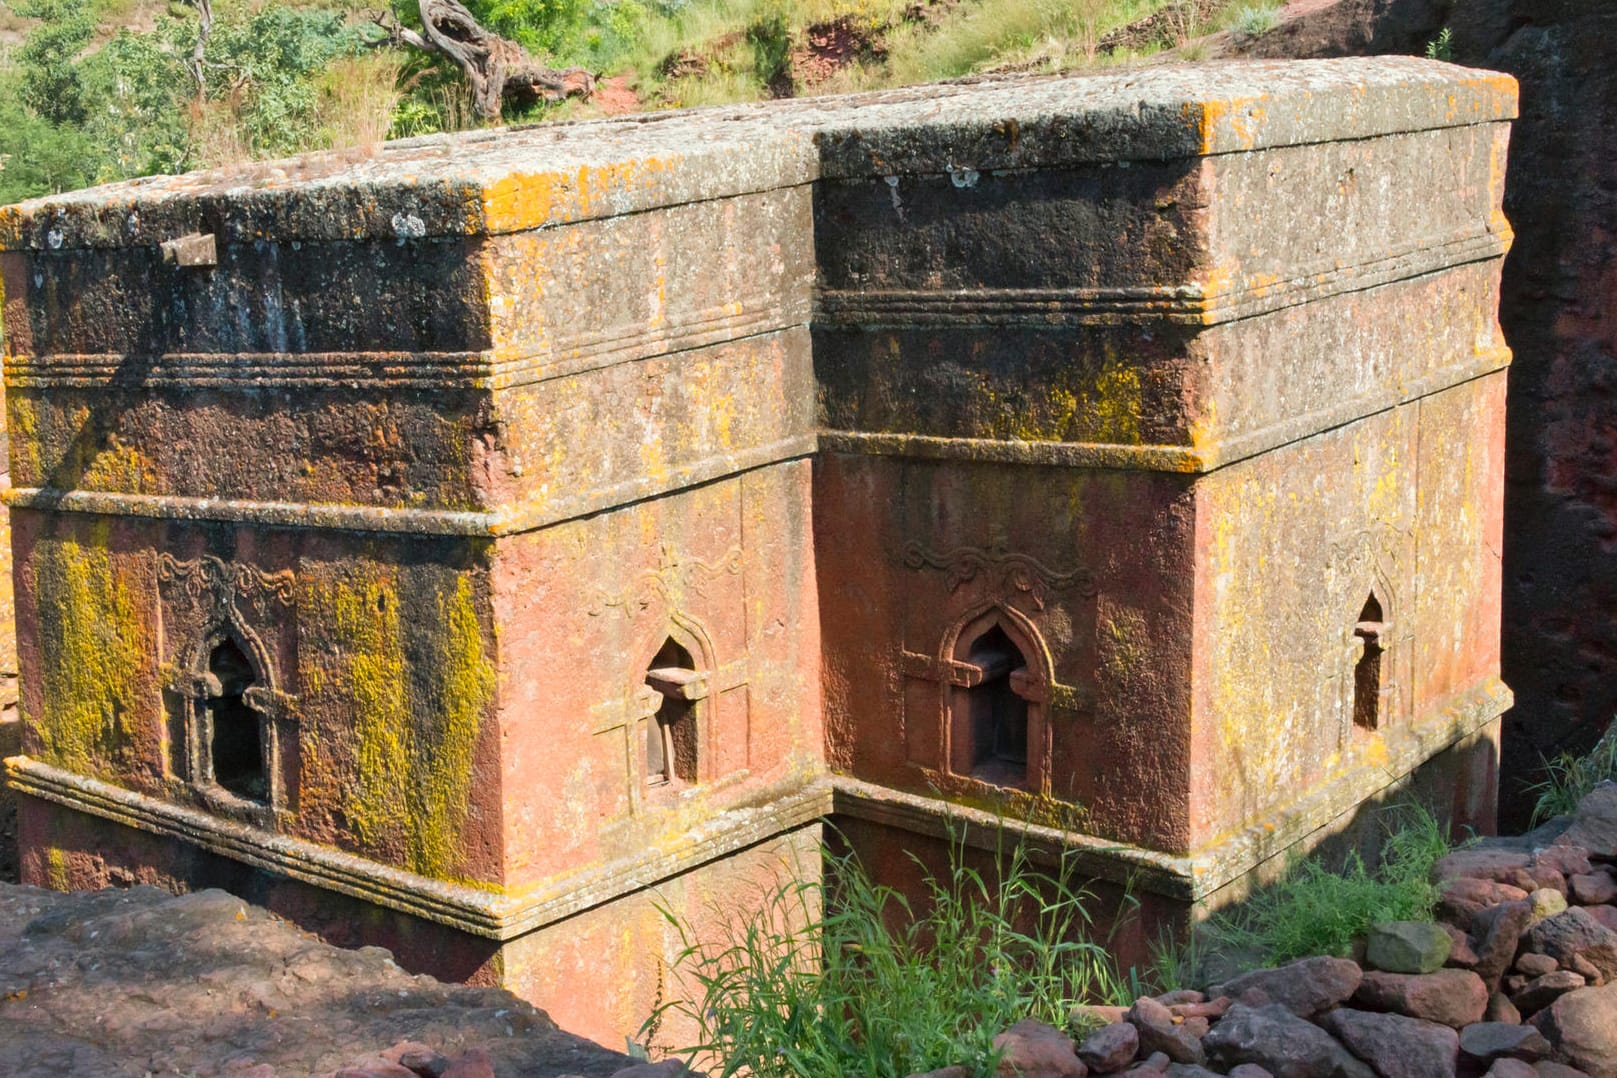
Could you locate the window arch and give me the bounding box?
[643,637,702,788]
[944,606,1052,793]
[1352,592,1388,732]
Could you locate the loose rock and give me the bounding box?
[1527,909,1617,983]
[1366,921,1453,974]
[1458,1021,1552,1066]
[1128,997,1204,1066]
[1322,1008,1459,1078]
[1076,1022,1136,1075]
[1202,1003,1374,1078]
[1529,982,1617,1078]
[1353,968,1488,1028]
[992,1018,1087,1078]
[1211,956,1363,1017]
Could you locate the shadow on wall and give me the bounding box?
[1227,0,1617,830]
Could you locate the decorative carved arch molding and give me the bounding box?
[899,539,1094,798]
[1327,529,1413,745]
[587,545,749,815]
[157,555,298,827]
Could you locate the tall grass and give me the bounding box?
[1198,805,1454,969]
[650,836,1132,1077]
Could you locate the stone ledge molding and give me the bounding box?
[1,436,818,536]
[3,754,833,940]
[831,677,1511,903]
[0,59,1515,250]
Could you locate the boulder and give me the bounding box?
[1434,850,1535,885]
[992,1019,1087,1078]
[1458,1022,1552,1066]
[1569,871,1617,907]
[1517,953,1560,978]
[1526,909,1617,982]
[1534,1063,1595,1078]
[1202,1003,1374,1078]
[1366,921,1453,974]
[1556,785,1617,860]
[1211,956,1362,1017]
[1439,878,1530,924]
[1474,901,1535,988]
[1532,890,1571,923]
[1353,968,1487,1028]
[1511,971,1586,1016]
[1322,1008,1459,1078]
[1076,1023,1136,1075]
[1530,982,1617,1078]
[906,1069,972,1078]
[1440,923,1480,969]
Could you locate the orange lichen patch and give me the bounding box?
[1193,95,1269,155]
[482,158,682,235]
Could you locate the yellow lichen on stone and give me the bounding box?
[410,575,497,880]
[332,572,411,856]
[30,526,149,780]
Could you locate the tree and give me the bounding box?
[376,0,594,119]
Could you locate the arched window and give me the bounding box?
[206,638,267,803]
[1353,593,1387,732]
[952,622,1032,788]
[643,637,702,788]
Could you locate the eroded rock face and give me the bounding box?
[0,883,631,1078]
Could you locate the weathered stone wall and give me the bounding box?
[1226,0,1617,831]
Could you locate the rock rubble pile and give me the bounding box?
[928,783,1617,1078]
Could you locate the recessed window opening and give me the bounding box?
[208,638,266,802]
[965,624,1029,786]
[645,638,700,788]
[1353,594,1386,732]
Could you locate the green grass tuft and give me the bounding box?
[1528,721,1617,826]
[1198,804,1454,970]
[648,834,1133,1077]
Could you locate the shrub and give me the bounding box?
[1227,3,1281,38]
[650,835,1132,1077]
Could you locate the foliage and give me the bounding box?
[649,835,1132,1077]
[1528,721,1617,825]
[1425,26,1454,61]
[1199,805,1454,969]
[1227,2,1280,37]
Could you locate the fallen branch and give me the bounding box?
[374,1,594,119]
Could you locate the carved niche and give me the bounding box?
[157,554,297,826]
[588,544,750,813]
[1327,528,1412,745]
[898,534,1095,798]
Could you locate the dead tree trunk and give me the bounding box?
[392,0,594,120]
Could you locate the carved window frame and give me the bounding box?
[167,615,293,828]
[902,601,1089,799]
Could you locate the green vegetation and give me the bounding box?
[1196,805,1454,969]
[0,0,1267,204]
[650,836,1132,1077]
[1528,721,1617,825]
[1226,1,1280,37]
[1425,26,1454,61]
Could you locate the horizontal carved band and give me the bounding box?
[5,753,832,939]
[816,228,1510,329]
[822,350,1511,475]
[3,435,817,537]
[5,300,806,391]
